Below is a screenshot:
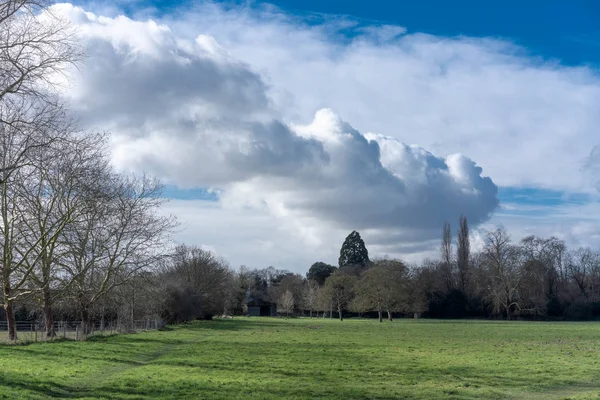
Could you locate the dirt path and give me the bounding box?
[63,335,204,399]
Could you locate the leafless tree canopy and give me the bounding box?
[0,0,82,103]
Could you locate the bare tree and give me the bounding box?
[303,279,319,318]
[483,229,522,319]
[0,0,82,104]
[161,245,234,323]
[0,102,78,340]
[354,259,407,322]
[323,271,356,321]
[269,273,304,309]
[565,247,600,301]
[60,174,177,333]
[519,236,565,316]
[18,131,108,337]
[440,221,455,290]
[278,290,294,317]
[0,0,81,341]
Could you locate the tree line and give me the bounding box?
[307,221,600,321]
[252,222,600,322]
[113,224,600,326]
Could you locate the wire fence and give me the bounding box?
[0,319,163,343]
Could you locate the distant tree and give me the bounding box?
[316,284,333,318]
[161,245,234,323]
[338,231,370,269]
[405,265,430,316]
[231,266,253,315]
[456,216,470,293]
[246,266,291,303]
[278,290,294,317]
[565,247,600,301]
[355,259,408,321]
[348,292,370,316]
[270,273,304,309]
[303,280,320,318]
[323,271,357,321]
[307,262,337,286]
[440,221,455,290]
[483,229,522,319]
[519,236,565,317]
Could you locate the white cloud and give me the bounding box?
[221,110,497,248]
[160,200,340,271]
[47,2,600,271]
[157,2,600,192]
[53,3,498,256]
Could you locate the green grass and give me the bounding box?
[2,318,600,399]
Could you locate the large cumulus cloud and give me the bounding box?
[54,4,498,258]
[149,2,600,194]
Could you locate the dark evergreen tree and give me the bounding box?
[307,262,337,286]
[338,230,370,268]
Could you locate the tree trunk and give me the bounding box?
[330,303,332,319]
[309,309,312,318]
[81,306,91,336]
[130,280,135,331]
[378,310,382,322]
[387,310,393,321]
[4,299,17,341]
[42,288,55,338]
[338,305,343,321]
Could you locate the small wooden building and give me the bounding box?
[247,299,277,317]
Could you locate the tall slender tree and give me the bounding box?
[456,215,470,293]
[440,221,454,290]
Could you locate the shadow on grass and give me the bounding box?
[4,362,588,400]
[0,368,411,400]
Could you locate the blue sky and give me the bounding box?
[129,0,600,67]
[80,0,600,66]
[267,0,600,66]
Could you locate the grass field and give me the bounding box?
[2,318,600,399]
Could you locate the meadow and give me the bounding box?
[1,318,600,399]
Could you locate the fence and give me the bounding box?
[0,319,162,343]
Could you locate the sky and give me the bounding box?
[51,0,600,273]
